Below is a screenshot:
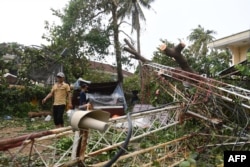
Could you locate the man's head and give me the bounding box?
[81,84,88,91]
[56,72,65,78]
[56,72,65,83]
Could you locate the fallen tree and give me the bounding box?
[123,38,195,73]
[28,111,52,118]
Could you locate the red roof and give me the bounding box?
[88,61,133,77]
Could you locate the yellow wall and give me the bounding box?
[229,45,250,65]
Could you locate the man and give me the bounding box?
[78,84,91,110]
[42,72,72,128]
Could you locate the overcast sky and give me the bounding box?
[0,0,250,61]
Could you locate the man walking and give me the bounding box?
[42,72,72,128]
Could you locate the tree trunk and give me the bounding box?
[159,43,195,73]
[111,1,123,83]
[28,111,52,118]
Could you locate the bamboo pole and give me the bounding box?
[0,126,72,151]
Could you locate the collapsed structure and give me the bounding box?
[72,78,127,117]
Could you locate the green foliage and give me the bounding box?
[13,102,36,118]
[84,28,111,55]
[149,84,173,107]
[186,26,231,77]
[119,0,155,29]
[55,136,73,151]
[235,54,250,80]
[152,27,231,78]
[0,84,51,117]
[123,74,140,92]
[43,0,113,81]
[152,49,178,68]
[179,160,191,167]
[42,0,156,83]
[187,25,216,58]
[21,46,65,83]
[25,117,55,131]
[83,68,117,82]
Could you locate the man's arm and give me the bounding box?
[42,92,53,104]
[79,103,91,110]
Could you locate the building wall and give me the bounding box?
[207,29,250,66]
[229,45,250,65]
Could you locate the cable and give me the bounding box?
[103,112,133,167]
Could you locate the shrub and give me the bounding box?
[0,84,51,117]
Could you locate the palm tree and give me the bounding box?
[103,0,155,84]
[118,0,155,89]
[119,0,155,54]
[187,25,217,76]
[187,25,216,58]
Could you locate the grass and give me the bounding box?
[0,114,71,138]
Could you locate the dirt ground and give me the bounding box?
[0,117,56,154]
[0,127,26,139]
